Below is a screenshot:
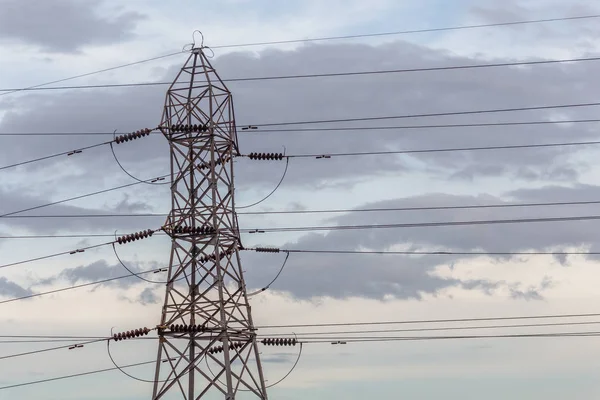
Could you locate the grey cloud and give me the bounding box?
[0,277,32,298]
[260,353,297,364]
[3,39,600,196]
[38,259,151,289]
[0,0,145,52]
[138,287,161,305]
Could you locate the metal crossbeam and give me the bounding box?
[151,47,268,400]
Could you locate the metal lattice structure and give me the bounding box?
[151,47,268,399]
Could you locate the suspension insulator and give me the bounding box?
[248,152,285,161]
[114,128,152,144]
[255,247,280,253]
[198,156,232,170]
[171,124,208,133]
[116,229,155,245]
[261,337,297,346]
[113,327,150,341]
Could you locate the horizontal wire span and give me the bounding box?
[7,198,600,219]
[2,137,600,175]
[3,55,600,93]
[2,13,598,99]
[256,312,600,329]
[5,118,600,136]
[1,329,600,390]
[7,214,600,239]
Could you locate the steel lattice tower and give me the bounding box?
[151,46,268,399]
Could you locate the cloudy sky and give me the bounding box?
[3,0,600,399]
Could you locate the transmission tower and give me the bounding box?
[151,45,268,399]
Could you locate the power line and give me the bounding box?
[0,52,183,98]
[0,241,113,270]
[7,198,600,219]
[282,140,600,158]
[6,118,600,138]
[3,55,600,93]
[2,14,598,99]
[243,118,600,134]
[210,14,600,49]
[248,101,600,128]
[296,331,600,343]
[0,330,598,391]
[0,142,110,171]
[4,137,598,175]
[0,174,166,219]
[281,249,597,256]
[6,214,600,239]
[241,214,600,233]
[0,269,161,305]
[6,117,600,137]
[262,320,600,336]
[256,312,600,329]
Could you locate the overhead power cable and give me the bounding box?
[3,55,600,93]
[241,214,600,234]
[2,328,600,390]
[1,13,597,99]
[6,117,600,137]
[280,140,600,158]
[0,174,167,219]
[8,198,600,219]
[211,15,600,49]
[292,331,600,343]
[262,320,600,336]
[7,214,600,239]
[278,249,599,256]
[247,101,600,128]
[2,136,599,176]
[0,52,183,98]
[256,312,600,329]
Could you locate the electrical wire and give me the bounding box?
[295,331,600,343]
[0,357,177,391]
[0,142,110,171]
[261,320,600,337]
[0,52,184,97]
[0,241,113,270]
[240,214,600,234]
[2,330,597,390]
[209,14,600,49]
[237,157,289,209]
[0,173,168,218]
[280,249,598,256]
[248,101,600,128]
[204,339,303,391]
[281,140,600,158]
[1,14,597,98]
[256,312,600,329]
[5,117,600,137]
[3,55,600,93]
[0,337,107,361]
[105,329,183,384]
[9,198,600,219]
[0,269,164,306]
[109,142,170,186]
[242,118,600,133]
[8,213,600,239]
[247,252,291,297]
